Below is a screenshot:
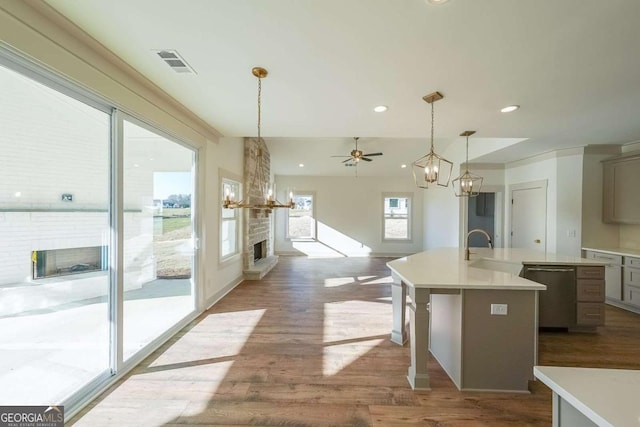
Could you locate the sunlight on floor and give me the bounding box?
[360,276,393,285]
[323,277,356,288]
[322,339,384,376]
[149,309,265,367]
[323,300,391,342]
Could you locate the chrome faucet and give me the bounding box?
[465,228,493,261]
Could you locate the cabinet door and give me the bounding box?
[603,155,640,224]
[623,284,640,308]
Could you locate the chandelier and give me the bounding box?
[223,67,294,210]
[452,131,483,197]
[411,91,453,188]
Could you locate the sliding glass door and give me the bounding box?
[0,62,111,405]
[122,119,195,360]
[0,52,198,411]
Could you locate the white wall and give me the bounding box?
[273,175,423,256]
[203,137,244,305]
[555,153,584,256]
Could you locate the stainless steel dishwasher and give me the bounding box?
[522,265,576,329]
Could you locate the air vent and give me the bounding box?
[153,50,196,74]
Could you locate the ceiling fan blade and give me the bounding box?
[342,158,354,163]
[361,157,373,162]
[363,152,383,157]
[331,155,351,158]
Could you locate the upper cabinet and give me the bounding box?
[603,153,640,224]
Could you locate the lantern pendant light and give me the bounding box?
[452,130,483,197]
[411,91,453,188]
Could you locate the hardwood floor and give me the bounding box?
[69,256,640,426]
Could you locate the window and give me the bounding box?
[221,178,240,259]
[383,194,412,240]
[287,193,315,239]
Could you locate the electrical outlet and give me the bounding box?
[490,303,508,315]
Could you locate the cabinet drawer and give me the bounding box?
[624,256,640,267]
[576,303,605,326]
[623,266,640,286]
[584,251,622,265]
[623,284,640,308]
[576,280,605,302]
[577,266,604,280]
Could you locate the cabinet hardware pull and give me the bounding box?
[584,313,601,317]
[526,267,575,273]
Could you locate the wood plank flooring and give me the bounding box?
[69,256,640,426]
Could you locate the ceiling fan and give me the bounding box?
[331,137,383,167]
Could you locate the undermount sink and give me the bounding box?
[469,258,523,275]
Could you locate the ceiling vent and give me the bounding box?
[153,50,196,74]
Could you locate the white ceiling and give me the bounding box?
[45,0,640,175]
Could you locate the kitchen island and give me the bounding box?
[387,248,603,392]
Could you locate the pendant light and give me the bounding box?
[411,91,453,188]
[223,67,294,211]
[452,130,483,197]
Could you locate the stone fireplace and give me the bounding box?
[242,137,278,279]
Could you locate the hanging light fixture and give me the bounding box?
[452,130,483,197]
[223,67,294,211]
[411,91,453,188]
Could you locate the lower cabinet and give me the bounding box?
[576,266,605,327]
[583,250,622,302]
[623,256,640,308]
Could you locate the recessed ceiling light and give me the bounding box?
[427,0,450,4]
[401,164,407,168]
[374,105,388,113]
[298,163,304,168]
[14,191,21,197]
[501,105,520,113]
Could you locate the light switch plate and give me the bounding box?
[490,303,508,315]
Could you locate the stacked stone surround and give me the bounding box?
[242,137,273,271]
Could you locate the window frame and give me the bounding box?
[285,191,316,240]
[382,192,413,242]
[219,171,242,262]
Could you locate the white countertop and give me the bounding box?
[583,247,640,258]
[387,248,604,291]
[534,365,640,427]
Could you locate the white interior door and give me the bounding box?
[510,184,546,252]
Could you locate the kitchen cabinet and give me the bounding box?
[623,255,640,308]
[602,153,640,224]
[583,250,622,302]
[523,264,605,331]
[576,266,605,327]
[583,247,640,313]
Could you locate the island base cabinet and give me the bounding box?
[429,289,537,392]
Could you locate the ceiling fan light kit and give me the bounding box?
[411,91,453,188]
[331,137,383,177]
[223,67,294,211]
[452,130,484,197]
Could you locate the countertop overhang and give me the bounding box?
[534,365,640,427]
[387,248,605,291]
